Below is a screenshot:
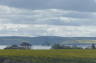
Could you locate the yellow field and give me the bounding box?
[0,49,96,63]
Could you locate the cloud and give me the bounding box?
[0,5,96,26]
[0,0,96,12]
[0,24,95,37]
[0,5,95,37]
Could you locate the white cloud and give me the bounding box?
[0,5,95,25]
[0,5,95,37]
[0,24,95,37]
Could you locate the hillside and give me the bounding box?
[61,40,96,45]
[0,36,96,45]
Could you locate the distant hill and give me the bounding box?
[61,40,96,45]
[0,36,96,45]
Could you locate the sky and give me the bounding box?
[0,0,96,37]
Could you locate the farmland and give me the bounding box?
[0,49,96,63]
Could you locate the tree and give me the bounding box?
[20,42,32,49]
[52,44,64,49]
[52,44,82,49]
[4,45,19,49]
[92,43,95,49]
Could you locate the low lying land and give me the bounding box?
[0,49,96,63]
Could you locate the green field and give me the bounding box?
[0,49,96,63]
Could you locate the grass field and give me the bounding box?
[0,49,96,63]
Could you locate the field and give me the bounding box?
[0,49,96,63]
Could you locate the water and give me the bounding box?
[32,45,51,50]
[0,45,52,50]
[0,45,7,49]
[0,44,93,50]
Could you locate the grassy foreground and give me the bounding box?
[0,49,96,63]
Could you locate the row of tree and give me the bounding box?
[5,42,32,49]
[52,43,96,49]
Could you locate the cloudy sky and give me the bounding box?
[0,0,96,37]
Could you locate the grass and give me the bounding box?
[0,49,96,63]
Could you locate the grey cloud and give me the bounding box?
[0,1,96,37]
[0,0,96,12]
[0,7,95,26]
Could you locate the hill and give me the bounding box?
[61,40,96,45]
[0,36,96,45]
